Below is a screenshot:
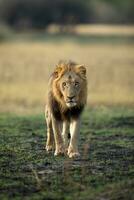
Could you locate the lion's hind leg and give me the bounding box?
[45,107,54,151]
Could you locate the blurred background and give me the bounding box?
[0,0,134,114]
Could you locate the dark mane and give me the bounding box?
[63,105,84,121]
[49,92,62,121]
[49,92,84,121]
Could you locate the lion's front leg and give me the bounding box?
[46,121,54,151]
[52,117,64,156]
[68,118,81,158]
[62,121,69,153]
[45,107,54,151]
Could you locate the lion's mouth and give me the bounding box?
[66,100,77,107]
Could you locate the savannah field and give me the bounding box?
[0,25,134,200]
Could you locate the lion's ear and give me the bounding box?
[53,65,63,78]
[76,65,86,78]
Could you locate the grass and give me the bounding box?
[0,106,134,200]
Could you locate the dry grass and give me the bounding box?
[75,24,134,36]
[0,28,134,113]
[48,24,134,36]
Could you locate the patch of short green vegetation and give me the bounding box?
[0,106,134,200]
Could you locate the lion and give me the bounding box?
[45,61,87,158]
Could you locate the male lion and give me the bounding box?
[45,61,87,158]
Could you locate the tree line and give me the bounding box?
[0,0,133,30]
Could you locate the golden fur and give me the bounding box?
[51,61,87,111]
[45,61,87,158]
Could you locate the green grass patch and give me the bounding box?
[0,106,134,200]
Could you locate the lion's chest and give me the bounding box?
[50,94,84,121]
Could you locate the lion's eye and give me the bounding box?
[75,82,79,87]
[62,82,66,87]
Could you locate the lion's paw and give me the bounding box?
[46,144,53,152]
[68,152,80,158]
[54,146,65,156]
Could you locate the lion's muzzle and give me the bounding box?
[66,96,77,107]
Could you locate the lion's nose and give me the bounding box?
[67,95,75,101]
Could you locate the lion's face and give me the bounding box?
[59,71,82,108]
[52,62,87,109]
